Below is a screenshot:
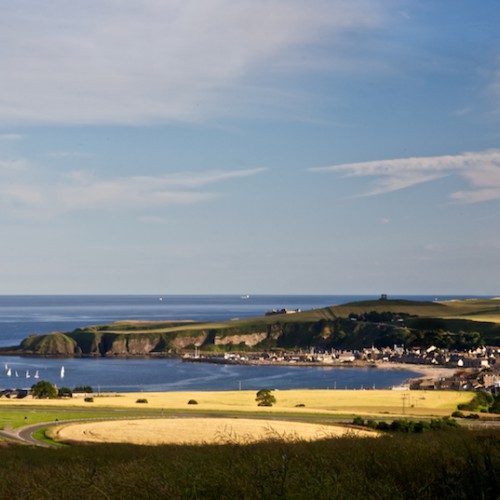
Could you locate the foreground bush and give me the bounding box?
[353,416,461,433]
[0,430,498,499]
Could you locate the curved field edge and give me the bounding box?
[48,417,379,445]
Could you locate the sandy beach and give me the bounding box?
[374,362,460,382]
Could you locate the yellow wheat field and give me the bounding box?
[50,417,377,445]
[1,389,474,417]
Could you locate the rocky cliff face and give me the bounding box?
[214,332,268,346]
[12,319,335,357]
[170,332,209,349]
[102,336,161,356]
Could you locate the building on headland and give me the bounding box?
[265,308,302,316]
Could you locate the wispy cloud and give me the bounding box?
[0,134,23,141]
[0,166,266,217]
[0,0,385,125]
[308,150,500,203]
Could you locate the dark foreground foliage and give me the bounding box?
[353,416,461,433]
[0,430,499,499]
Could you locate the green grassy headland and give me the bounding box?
[3,297,500,356]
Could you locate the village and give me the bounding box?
[184,344,500,393]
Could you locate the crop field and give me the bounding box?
[0,389,474,418]
[50,417,377,445]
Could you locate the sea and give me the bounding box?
[0,294,489,392]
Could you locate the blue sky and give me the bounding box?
[1,0,500,295]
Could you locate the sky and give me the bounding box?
[1,0,500,295]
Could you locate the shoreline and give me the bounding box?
[373,361,460,383]
[183,357,461,383]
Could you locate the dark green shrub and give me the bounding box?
[136,398,148,404]
[295,403,305,407]
[458,391,494,412]
[390,419,412,433]
[84,397,94,403]
[352,416,365,426]
[452,410,465,418]
[187,399,198,405]
[376,421,390,431]
[429,417,460,430]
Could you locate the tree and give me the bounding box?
[74,386,93,393]
[256,388,276,407]
[58,386,73,398]
[31,380,57,399]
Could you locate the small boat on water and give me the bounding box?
[15,371,19,377]
[34,370,39,379]
[60,366,65,378]
[6,368,11,377]
[26,370,30,378]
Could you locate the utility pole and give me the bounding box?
[401,393,408,416]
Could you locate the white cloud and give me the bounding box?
[308,150,500,203]
[0,0,384,125]
[0,134,23,141]
[0,159,29,173]
[0,165,266,217]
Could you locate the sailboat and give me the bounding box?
[6,368,11,377]
[26,370,30,378]
[60,366,65,378]
[34,370,39,379]
[15,371,19,377]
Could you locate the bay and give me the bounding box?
[0,357,421,393]
[0,294,486,392]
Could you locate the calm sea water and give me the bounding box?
[0,294,488,392]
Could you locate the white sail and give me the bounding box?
[26,370,30,378]
[6,368,11,377]
[15,371,19,377]
[34,370,39,379]
[60,366,65,378]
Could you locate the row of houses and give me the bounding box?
[215,345,500,368]
[409,370,500,392]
